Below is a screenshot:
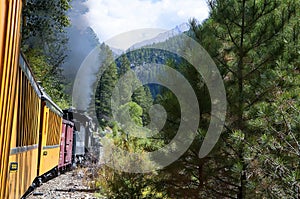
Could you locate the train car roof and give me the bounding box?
[41,91,64,117]
[19,53,42,98]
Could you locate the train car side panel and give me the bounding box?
[59,123,66,167]
[59,120,74,170]
[65,121,74,164]
[8,149,39,198]
[38,104,62,175]
[7,55,42,199]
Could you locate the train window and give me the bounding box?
[46,110,61,146]
[16,70,40,147]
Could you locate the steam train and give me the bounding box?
[0,0,100,198]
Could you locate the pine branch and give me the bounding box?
[224,21,240,49]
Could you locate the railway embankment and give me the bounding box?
[27,166,104,199]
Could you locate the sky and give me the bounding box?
[83,0,210,42]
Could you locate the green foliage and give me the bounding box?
[132,85,153,125]
[96,165,166,199]
[21,0,71,107]
[93,46,168,198]
[25,49,69,108]
[94,44,155,126]
[95,112,165,198]
[22,0,71,67]
[183,0,300,198]
[116,102,143,127]
[95,1,299,198]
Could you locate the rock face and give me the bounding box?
[27,168,104,199]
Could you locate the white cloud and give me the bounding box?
[84,0,209,42]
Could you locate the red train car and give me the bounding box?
[59,119,74,171]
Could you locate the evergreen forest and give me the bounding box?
[21,0,300,198]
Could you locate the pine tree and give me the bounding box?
[132,85,153,125]
[116,54,133,105]
[116,53,154,125]
[95,43,118,124]
[188,0,299,197]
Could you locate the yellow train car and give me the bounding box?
[0,0,23,198]
[1,0,65,198]
[8,54,42,199]
[38,93,63,178]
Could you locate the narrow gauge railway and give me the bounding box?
[0,0,100,198]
